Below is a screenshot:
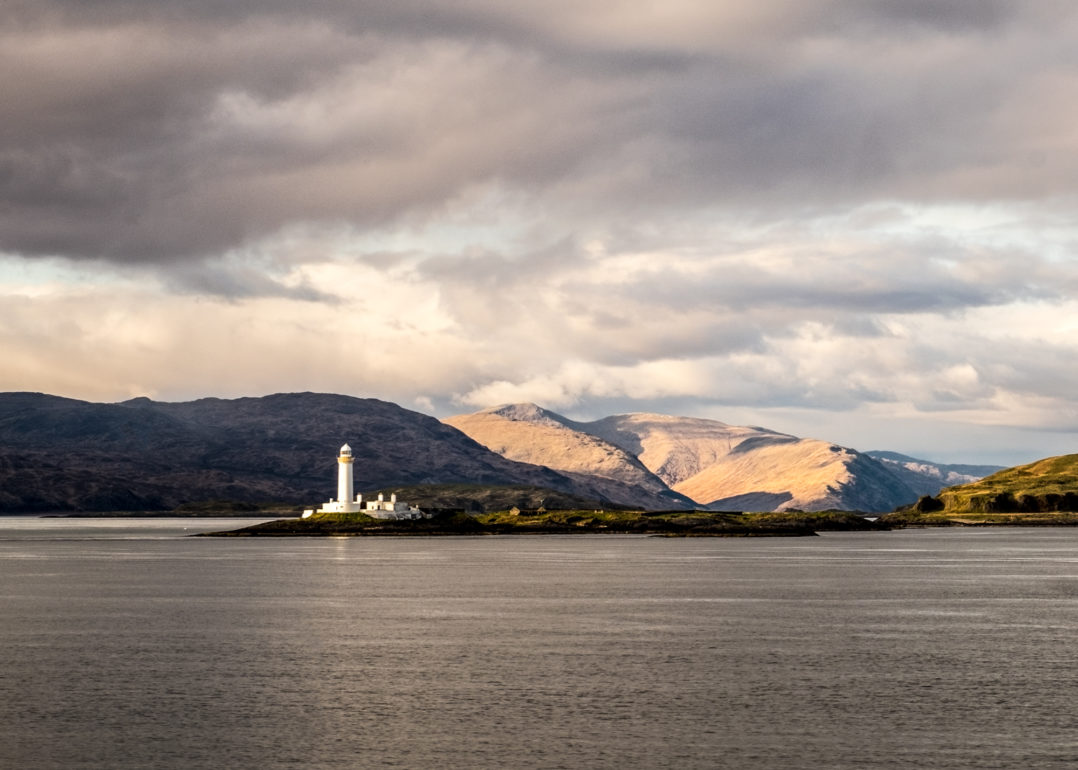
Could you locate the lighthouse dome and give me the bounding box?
[340,443,352,456]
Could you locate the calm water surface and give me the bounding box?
[2,518,1078,769]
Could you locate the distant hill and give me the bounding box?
[865,451,1004,498]
[910,453,1078,513]
[446,405,924,512]
[0,392,668,512]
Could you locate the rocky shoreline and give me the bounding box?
[200,509,886,537]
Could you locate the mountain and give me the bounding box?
[583,413,916,511]
[865,451,1004,498]
[583,413,796,487]
[443,404,696,510]
[672,439,916,512]
[446,405,921,512]
[0,392,662,512]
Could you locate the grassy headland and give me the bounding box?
[880,453,1078,527]
[202,508,884,537]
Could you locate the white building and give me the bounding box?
[365,492,426,520]
[302,443,427,520]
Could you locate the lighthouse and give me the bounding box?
[304,443,427,519]
[337,443,355,507]
[308,443,364,515]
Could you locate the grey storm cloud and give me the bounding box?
[3,0,1078,266]
[162,259,337,302]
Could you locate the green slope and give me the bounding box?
[881,453,1078,526]
[935,453,1078,511]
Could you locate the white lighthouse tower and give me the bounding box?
[310,443,363,514]
[303,443,428,520]
[337,443,355,507]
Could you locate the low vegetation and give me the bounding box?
[360,484,628,513]
[203,508,884,537]
[879,510,1078,528]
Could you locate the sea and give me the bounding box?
[2,518,1078,769]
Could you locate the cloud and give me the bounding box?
[3,1,1078,265]
[2,1,1078,463]
[160,256,337,302]
[0,265,484,403]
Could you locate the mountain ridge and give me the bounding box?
[444,403,696,509]
[446,403,995,512]
[0,392,674,512]
[865,450,1005,498]
[0,392,1005,514]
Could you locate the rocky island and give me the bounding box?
[202,508,884,537]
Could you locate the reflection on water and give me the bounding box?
[2,521,1078,768]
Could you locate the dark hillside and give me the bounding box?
[0,392,676,512]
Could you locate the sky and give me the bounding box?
[2,1,1077,465]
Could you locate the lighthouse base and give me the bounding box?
[316,499,364,514]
